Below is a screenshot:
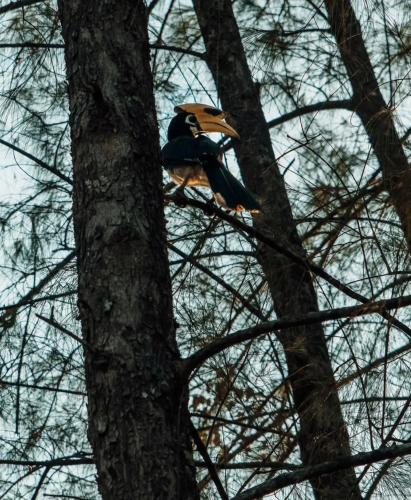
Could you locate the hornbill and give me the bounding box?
[161,103,261,213]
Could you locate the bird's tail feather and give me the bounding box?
[201,157,261,213]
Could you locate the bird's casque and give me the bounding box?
[161,103,261,213]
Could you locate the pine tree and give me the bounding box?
[0,1,410,498]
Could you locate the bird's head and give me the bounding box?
[167,103,240,141]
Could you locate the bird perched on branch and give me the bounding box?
[161,103,261,213]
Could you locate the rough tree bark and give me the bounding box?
[57,1,198,499]
[325,0,411,252]
[193,1,362,499]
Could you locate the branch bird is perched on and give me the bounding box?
[161,103,261,213]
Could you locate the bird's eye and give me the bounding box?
[185,114,197,126]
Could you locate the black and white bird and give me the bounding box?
[161,103,261,213]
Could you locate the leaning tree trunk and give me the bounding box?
[325,0,411,252]
[193,1,361,499]
[57,1,199,499]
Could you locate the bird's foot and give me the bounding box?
[203,197,215,216]
[163,181,177,193]
[173,186,188,207]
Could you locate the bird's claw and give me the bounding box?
[173,187,188,207]
[163,181,177,193]
[203,197,215,215]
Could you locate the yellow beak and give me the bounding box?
[175,103,240,139]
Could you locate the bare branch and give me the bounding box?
[0,251,75,323]
[35,313,91,351]
[190,422,228,500]
[169,243,264,320]
[166,193,411,339]
[150,43,205,59]
[147,0,161,13]
[194,460,298,470]
[337,340,411,388]
[0,455,93,467]
[184,294,411,373]
[0,379,86,396]
[31,465,51,500]
[325,0,411,251]
[44,495,92,500]
[266,99,353,128]
[0,0,42,15]
[0,42,64,49]
[0,290,76,312]
[233,443,411,500]
[402,127,411,143]
[3,254,74,307]
[0,41,204,59]
[221,99,353,152]
[0,137,73,185]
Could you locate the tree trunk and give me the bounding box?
[325,0,411,252]
[57,1,198,498]
[193,1,361,498]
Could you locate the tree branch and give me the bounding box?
[0,379,86,396]
[150,42,205,59]
[0,0,42,15]
[0,455,93,467]
[402,127,411,143]
[0,42,64,49]
[0,290,76,312]
[35,313,91,351]
[0,40,205,59]
[0,251,75,326]
[166,193,411,339]
[194,460,298,470]
[169,243,264,320]
[233,443,411,499]
[0,137,72,185]
[184,294,411,374]
[324,0,411,252]
[266,99,353,128]
[31,465,50,500]
[190,422,228,500]
[147,0,161,13]
[44,495,91,499]
[220,99,353,152]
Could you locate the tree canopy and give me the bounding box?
[0,0,410,498]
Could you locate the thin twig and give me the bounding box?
[0,138,72,185]
[233,442,411,500]
[0,0,42,15]
[190,422,229,500]
[0,251,75,319]
[221,99,353,152]
[184,294,411,374]
[0,379,86,396]
[0,42,64,48]
[35,313,91,351]
[0,455,93,467]
[166,193,411,339]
